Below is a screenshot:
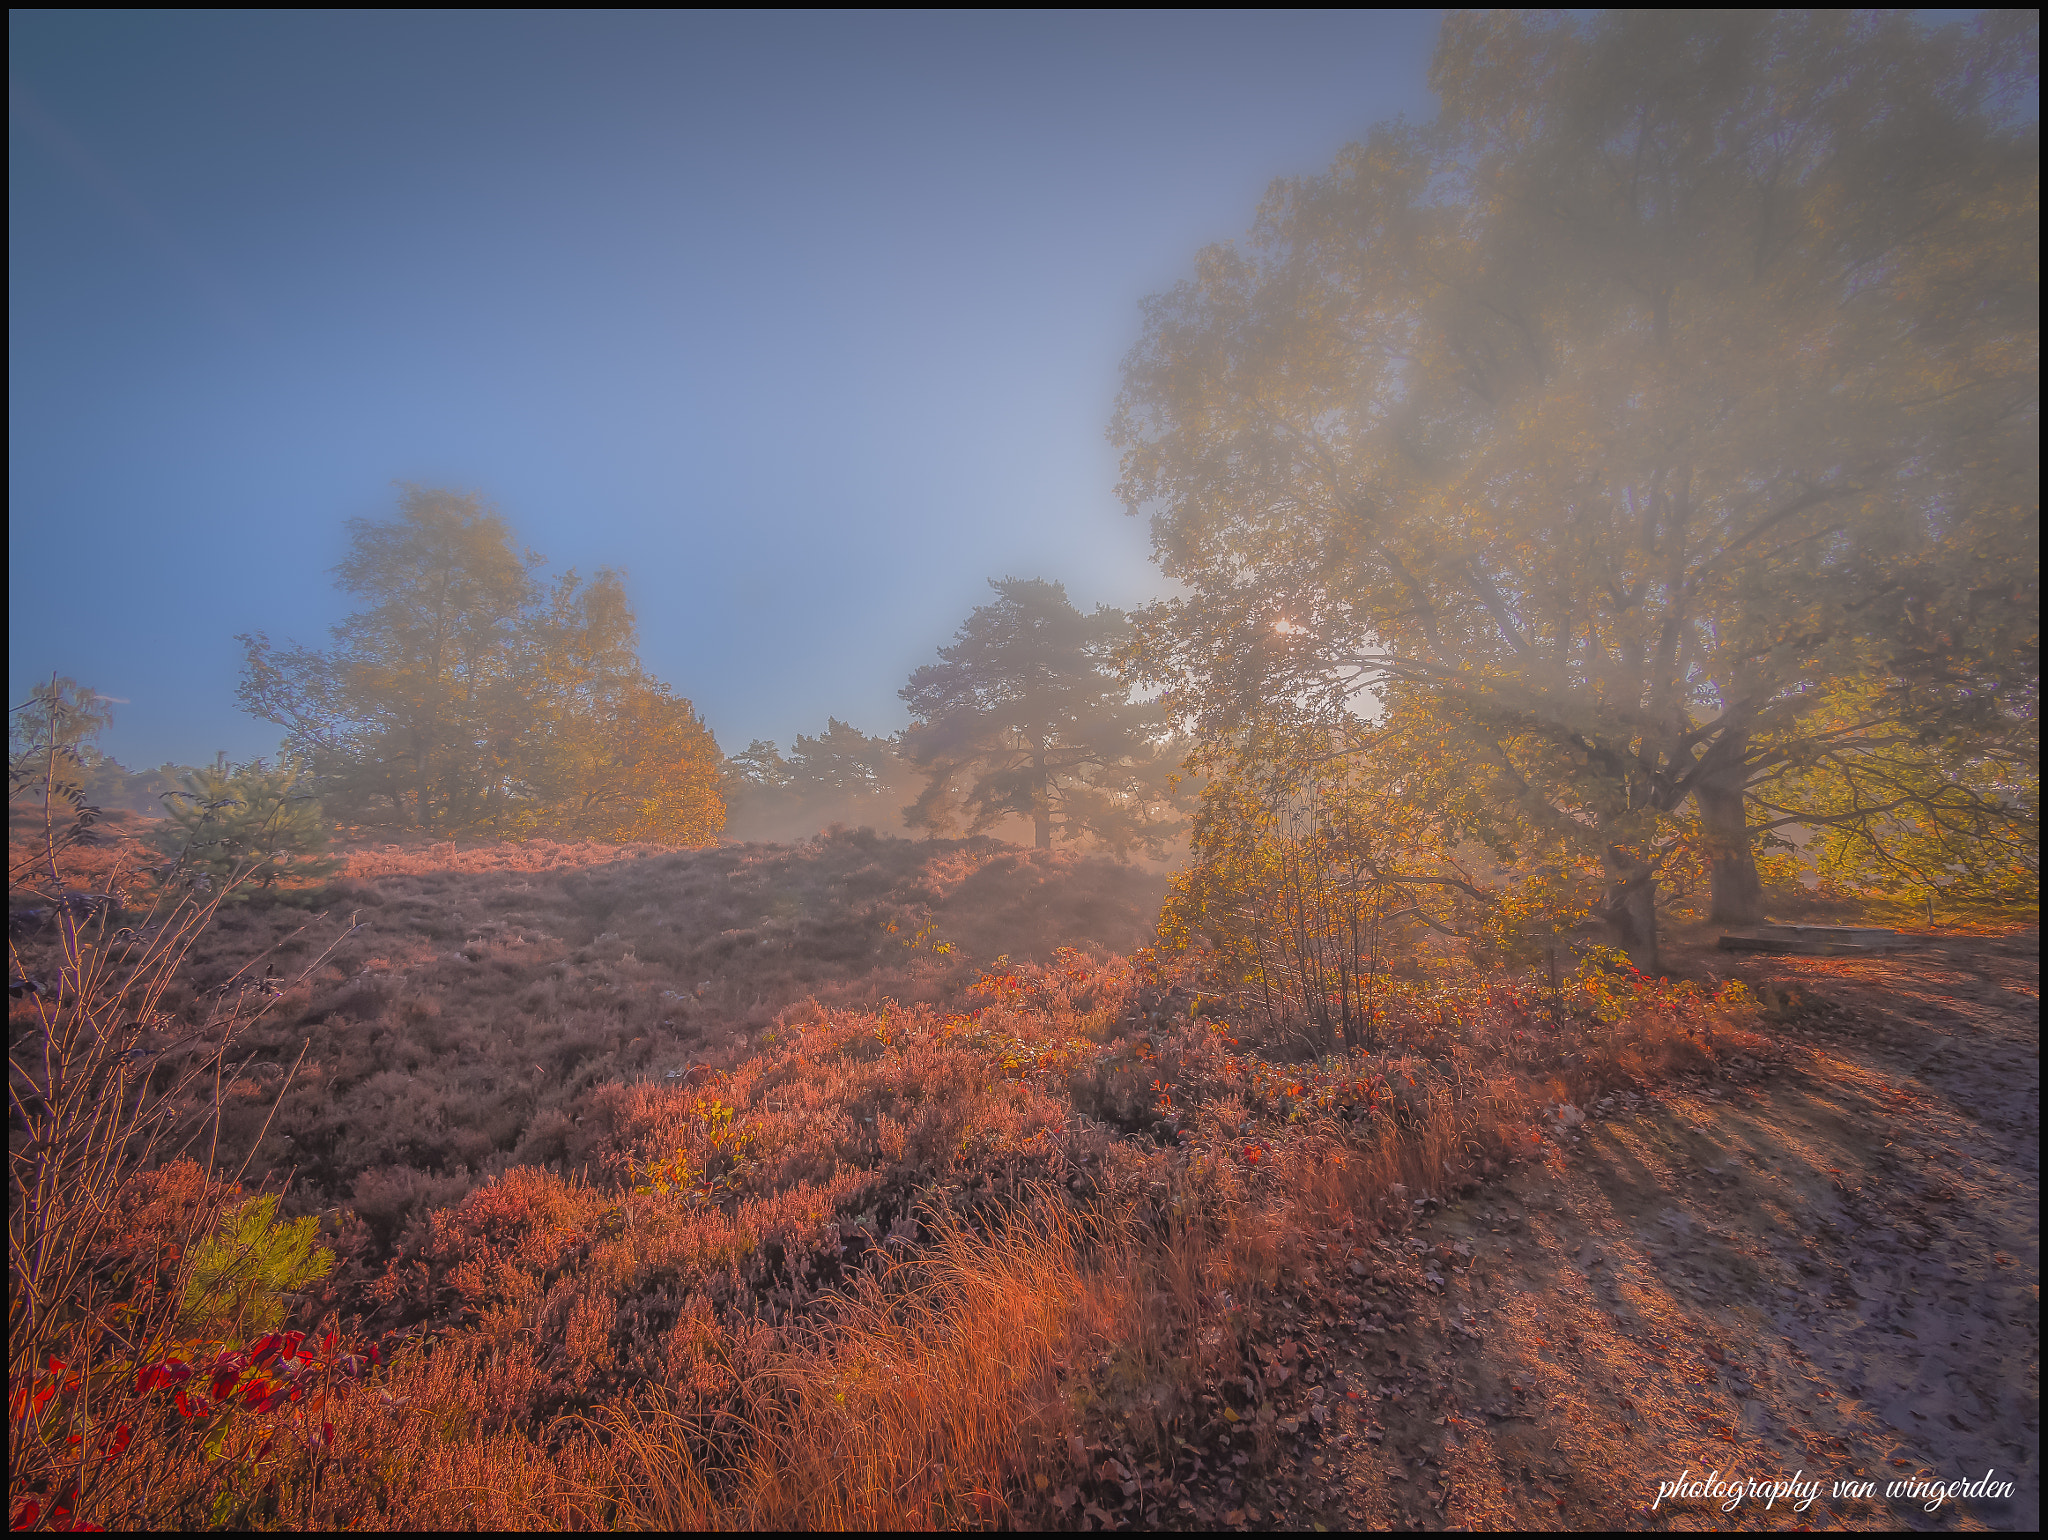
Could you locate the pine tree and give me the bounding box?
[900,578,1184,856]
[147,759,341,897]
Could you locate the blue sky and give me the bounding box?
[9,10,1440,769]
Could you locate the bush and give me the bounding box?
[10,691,371,1530]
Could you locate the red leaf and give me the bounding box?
[11,1500,40,1530]
[250,1333,283,1366]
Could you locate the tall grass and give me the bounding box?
[598,1200,1109,1530]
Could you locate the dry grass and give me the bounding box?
[596,1203,1119,1530]
[335,835,681,881]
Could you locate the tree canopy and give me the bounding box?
[1115,11,2039,960]
[900,578,1184,856]
[238,487,724,844]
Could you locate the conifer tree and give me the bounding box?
[901,578,1183,856]
[724,720,920,840]
[147,759,342,896]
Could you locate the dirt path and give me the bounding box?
[1207,931,2039,1532]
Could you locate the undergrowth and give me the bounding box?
[12,801,1778,1529]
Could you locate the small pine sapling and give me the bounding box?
[181,1195,337,1336]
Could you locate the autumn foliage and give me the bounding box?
[238,488,724,846]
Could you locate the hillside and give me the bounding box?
[13,819,1166,1227]
[9,819,2037,1532]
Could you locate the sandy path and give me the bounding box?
[1211,931,2038,1533]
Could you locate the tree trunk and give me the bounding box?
[1601,841,1661,975]
[1034,813,1052,851]
[1696,774,1765,925]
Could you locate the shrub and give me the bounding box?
[9,689,367,1531]
[181,1196,337,1337]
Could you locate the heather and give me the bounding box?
[12,805,1800,1530]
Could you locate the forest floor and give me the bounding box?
[1193,927,2040,1533]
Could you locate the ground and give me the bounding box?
[12,811,2037,1529]
[1167,928,2039,1533]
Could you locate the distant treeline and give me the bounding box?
[722,720,922,843]
[222,496,1184,858]
[75,752,192,817]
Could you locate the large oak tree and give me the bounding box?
[1114,11,2038,960]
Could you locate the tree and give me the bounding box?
[516,564,727,843]
[1114,12,2039,960]
[1163,713,1499,1055]
[7,676,114,767]
[81,756,188,817]
[240,487,542,832]
[180,1194,336,1335]
[900,578,1183,855]
[146,758,342,897]
[723,720,920,842]
[1760,677,2039,920]
[541,678,725,845]
[239,487,724,844]
[8,677,120,887]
